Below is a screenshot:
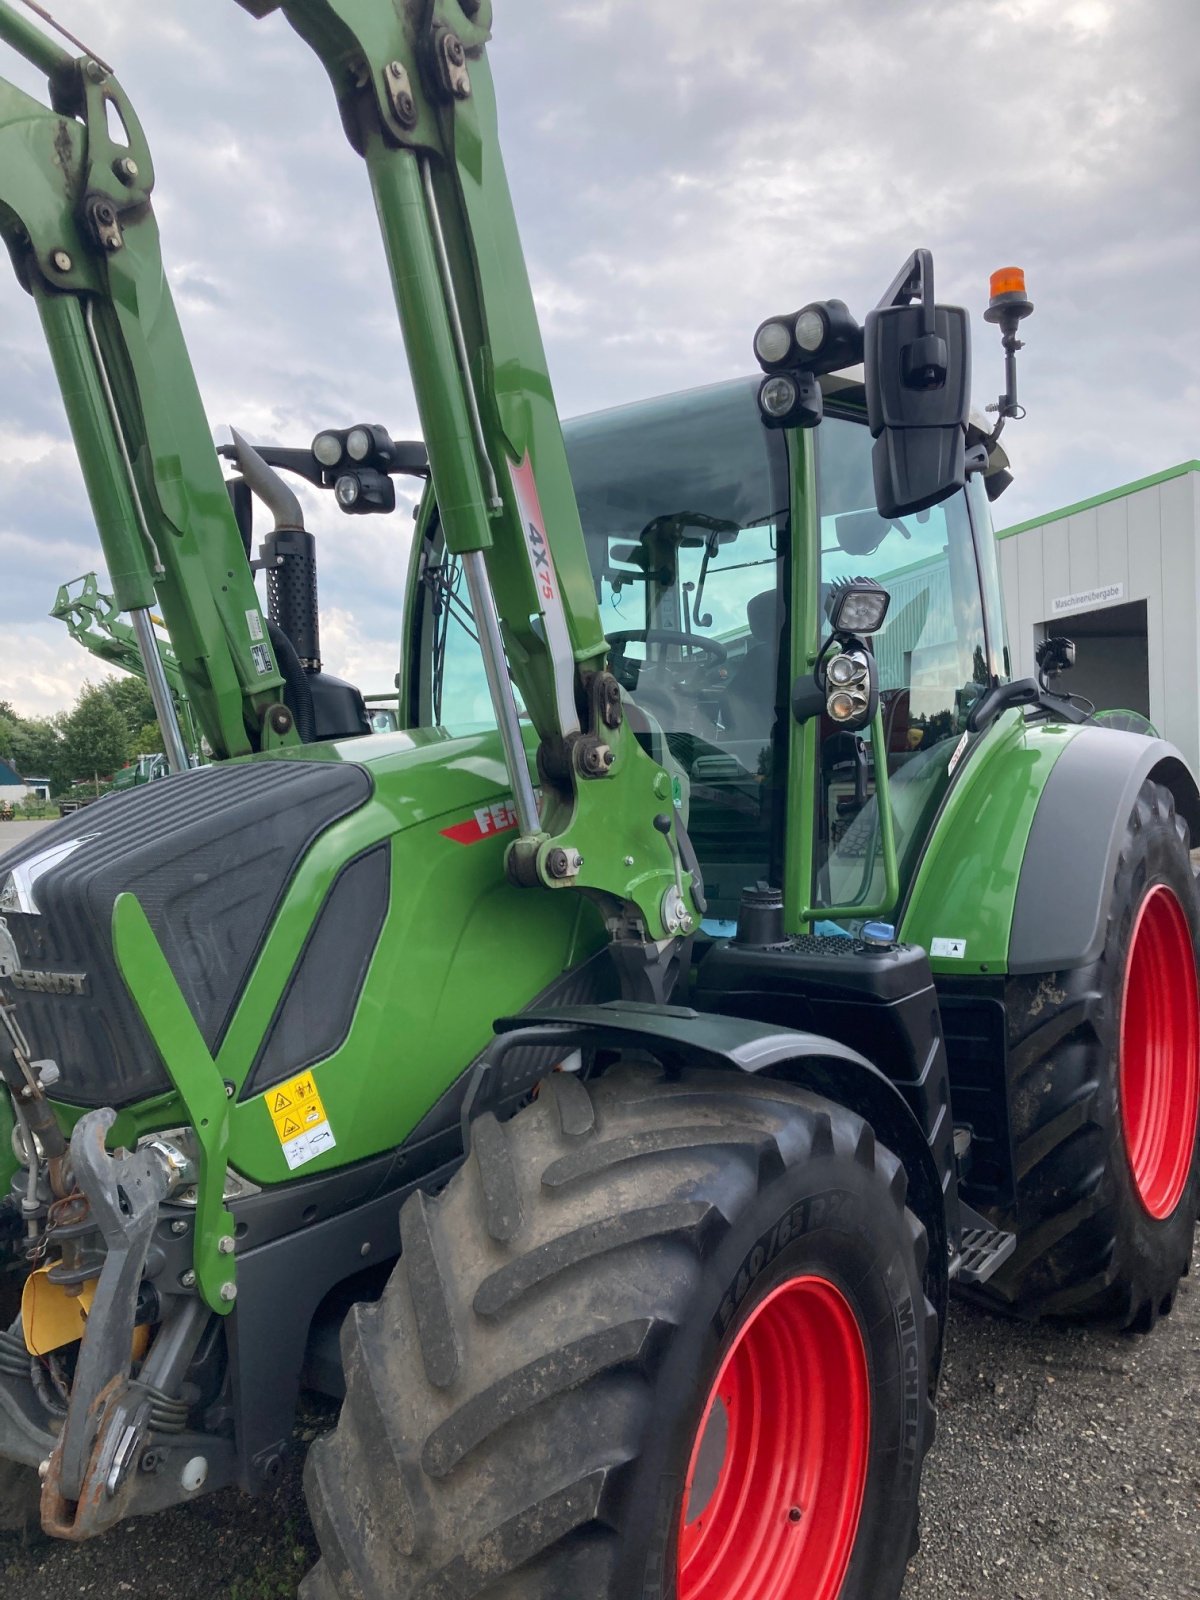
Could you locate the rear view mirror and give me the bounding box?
[864,250,970,520]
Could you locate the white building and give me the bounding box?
[0,761,50,805]
[996,461,1200,771]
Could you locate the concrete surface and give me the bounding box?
[0,820,54,852]
[2,1228,1197,1598]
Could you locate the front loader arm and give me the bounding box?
[51,572,200,753]
[246,0,699,948]
[0,3,293,761]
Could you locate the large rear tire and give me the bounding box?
[979,779,1200,1327]
[301,1065,937,1599]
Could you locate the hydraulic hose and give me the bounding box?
[266,618,316,744]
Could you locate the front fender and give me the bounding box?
[491,1002,951,1335]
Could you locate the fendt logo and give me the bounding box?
[9,969,88,997]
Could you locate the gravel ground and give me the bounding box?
[2,1227,1197,1599]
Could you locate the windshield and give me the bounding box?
[414,380,790,919]
[814,411,1001,913]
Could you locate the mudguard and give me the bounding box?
[490,1002,952,1326]
[901,712,1200,979]
[1008,728,1200,974]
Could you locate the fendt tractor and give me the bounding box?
[0,4,1197,1598]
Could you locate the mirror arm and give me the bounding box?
[876,247,936,335]
[967,677,1090,735]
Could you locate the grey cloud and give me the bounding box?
[1,0,1196,716]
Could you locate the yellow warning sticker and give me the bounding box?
[264,1071,336,1170]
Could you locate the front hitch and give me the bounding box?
[38,1108,175,1537]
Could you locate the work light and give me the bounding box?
[825,577,890,636]
[794,307,826,352]
[313,431,343,467]
[334,474,360,509]
[344,423,393,465]
[345,426,374,462]
[754,319,794,367]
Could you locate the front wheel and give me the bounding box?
[301,1066,937,1600]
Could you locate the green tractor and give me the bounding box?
[0,5,1196,1599]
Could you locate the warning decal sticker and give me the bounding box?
[930,937,967,960]
[264,1070,337,1171]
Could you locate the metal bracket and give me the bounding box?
[433,26,471,99]
[40,1109,171,1515]
[383,58,417,127]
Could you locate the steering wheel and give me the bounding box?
[607,628,728,690]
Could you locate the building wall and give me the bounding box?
[996,464,1200,772]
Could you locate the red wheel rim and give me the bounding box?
[676,1275,870,1600]
[1119,883,1200,1219]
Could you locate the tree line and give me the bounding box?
[0,680,162,795]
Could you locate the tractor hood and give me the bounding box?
[0,730,521,1111]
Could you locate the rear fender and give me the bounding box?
[1008,729,1200,973]
[902,716,1200,978]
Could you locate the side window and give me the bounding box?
[415,537,517,732]
[814,415,991,914]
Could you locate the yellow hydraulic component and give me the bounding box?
[21,1268,152,1360]
[21,1266,96,1356]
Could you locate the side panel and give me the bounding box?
[899,712,1078,976]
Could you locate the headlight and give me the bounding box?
[313,431,343,467]
[759,374,799,419]
[826,652,867,689]
[334,474,360,509]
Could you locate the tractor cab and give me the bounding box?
[407,373,1012,928]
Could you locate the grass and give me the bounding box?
[226,1518,312,1600]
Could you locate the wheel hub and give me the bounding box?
[676,1274,871,1600]
[1119,883,1200,1219]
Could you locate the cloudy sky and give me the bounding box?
[0,0,1196,718]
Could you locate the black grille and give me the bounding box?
[0,760,371,1108]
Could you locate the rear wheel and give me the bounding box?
[979,779,1200,1327]
[301,1066,937,1599]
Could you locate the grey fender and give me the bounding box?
[490,1001,951,1334]
[1009,727,1200,975]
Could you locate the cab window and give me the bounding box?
[814,411,997,912]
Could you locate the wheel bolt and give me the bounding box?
[788,1505,803,1523]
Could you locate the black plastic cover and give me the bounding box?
[864,303,970,518]
[694,934,956,1211]
[0,760,371,1108]
[244,842,390,1096]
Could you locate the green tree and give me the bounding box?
[9,717,66,788]
[130,720,163,758]
[59,683,129,790]
[95,677,156,745]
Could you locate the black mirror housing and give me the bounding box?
[864,301,971,519]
